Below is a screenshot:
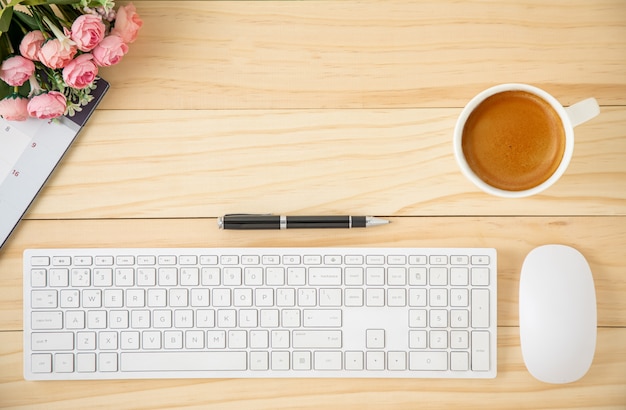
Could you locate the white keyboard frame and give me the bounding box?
[24,247,497,380]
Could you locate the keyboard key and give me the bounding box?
[309,267,342,285]
[71,268,90,287]
[77,353,96,372]
[366,329,385,349]
[303,255,322,265]
[451,351,470,371]
[324,255,342,265]
[409,267,427,286]
[409,352,448,371]
[471,267,490,286]
[250,351,269,371]
[344,267,364,285]
[48,269,68,287]
[430,255,447,265]
[228,330,248,349]
[387,267,407,285]
[292,351,312,370]
[344,255,363,265]
[451,255,469,265]
[303,309,342,327]
[366,351,385,370]
[93,256,113,265]
[31,354,52,373]
[137,255,155,265]
[30,256,50,266]
[31,332,74,351]
[429,267,447,286]
[31,312,63,330]
[180,255,197,265]
[345,351,364,370]
[319,288,341,307]
[271,351,290,370]
[471,255,490,265]
[409,255,427,265]
[200,255,218,265]
[220,255,239,265]
[99,352,118,372]
[116,256,134,266]
[366,267,385,285]
[266,267,285,286]
[121,352,247,371]
[387,255,406,265]
[292,330,342,348]
[241,255,260,265]
[471,289,490,328]
[31,290,57,308]
[365,255,385,265]
[471,331,490,371]
[388,351,407,371]
[450,267,469,286]
[52,256,71,266]
[30,269,47,287]
[55,353,74,373]
[314,351,342,370]
[366,288,384,307]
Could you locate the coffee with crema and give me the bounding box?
[462,90,566,191]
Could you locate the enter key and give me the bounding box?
[303,309,342,327]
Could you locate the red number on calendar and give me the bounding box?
[12,169,20,177]
[31,142,37,148]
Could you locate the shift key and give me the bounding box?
[292,330,342,348]
[31,332,74,350]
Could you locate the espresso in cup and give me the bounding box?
[454,84,600,198]
[461,90,566,191]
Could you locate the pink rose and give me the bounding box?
[27,91,67,120]
[63,54,98,89]
[0,56,35,87]
[111,3,143,43]
[92,35,129,67]
[0,94,29,121]
[38,39,78,69]
[71,14,106,52]
[19,30,45,61]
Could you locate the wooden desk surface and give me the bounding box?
[1,1,625,408]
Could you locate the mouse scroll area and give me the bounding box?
[519,244,597,384]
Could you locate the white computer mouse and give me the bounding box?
[519,244,597,384]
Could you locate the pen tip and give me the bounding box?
[366,216,390,227]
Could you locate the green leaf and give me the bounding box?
[0,80,11,100]
[0,7,14,34]
[13,10,39,31]
[0,33,11,62]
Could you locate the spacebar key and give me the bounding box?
[121,352,247,372]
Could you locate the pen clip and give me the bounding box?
[218,213,276,229]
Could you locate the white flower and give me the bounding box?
[43,16,77,51]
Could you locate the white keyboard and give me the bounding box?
[24,247,497,380]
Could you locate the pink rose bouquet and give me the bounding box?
[0,1,142,121]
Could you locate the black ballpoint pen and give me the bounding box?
[217,214,390,230]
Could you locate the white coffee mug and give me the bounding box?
[453,84,600,198]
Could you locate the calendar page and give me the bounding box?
[0,119,45,185]
[0,79,109,249]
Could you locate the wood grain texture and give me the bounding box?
[1,328,624,409]
[98,1,626,110]
[1,0,625,408]
[20,107,626,219]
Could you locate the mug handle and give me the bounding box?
[565,98,600,127]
